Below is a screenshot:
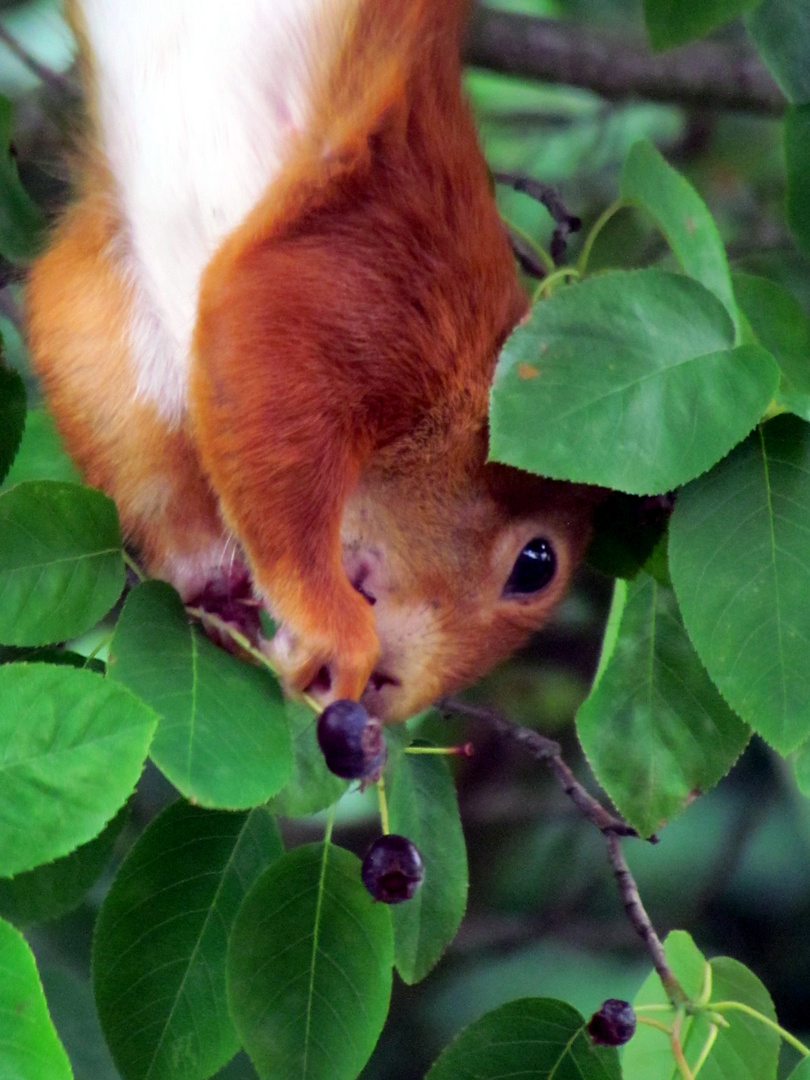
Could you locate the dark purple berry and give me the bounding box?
[317,700,386,780]
[587,999,636,1046]
[361,835,425,903]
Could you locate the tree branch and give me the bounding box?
[440,697,689,1005]
[465,5,785,117]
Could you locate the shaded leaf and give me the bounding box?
[0,917,73,1080]
[227,842,393,1080]
[94,801,282,1080]
[0,806,127,926]
[786,1061,810,1079]
[0,96,46,262]
[425,997,620,1080]
[644,0,760,48]
[621,140,738,327]
[577,576,750,836]
[0,364,25,485]
[733,272,810,419]
[0,480,124,646]
[490,270,778,494]
[0,663,155,877]
[267,700,346,818]
[746,0,810,104]
[2,407,80,490]
[670,416,810,753]
[785,105,810,259]
[109,581,292,809]
[388,750,468,984]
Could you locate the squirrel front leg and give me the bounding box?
[190,237,380,704]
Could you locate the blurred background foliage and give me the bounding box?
[2,0,808,1077]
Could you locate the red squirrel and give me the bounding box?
[26,0,595,721]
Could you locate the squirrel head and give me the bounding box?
[340,419,597,721]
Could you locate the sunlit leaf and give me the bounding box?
[0,481,124,646]
[0,663,155,877]
[0,917,73,1080]
[109,581,292,809]
[490,270,778,494]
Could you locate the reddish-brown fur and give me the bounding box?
[27,0,595,720]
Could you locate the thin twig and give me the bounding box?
[440,697,638,837]
[0,23,69,94]
[494,172,581,266]
[440,696,691,1005]
[465,6,785,117]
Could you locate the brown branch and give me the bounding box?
[465,5,785,117]
[440,696,689,1006]
[0,24,69,94]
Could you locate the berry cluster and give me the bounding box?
[317,700,425,904]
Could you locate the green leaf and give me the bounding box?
[786,1060,810,1079]
[793,736,810,797]
[490,270,778,494]
[93,801,282,1080]
[644,0,760,48]
[670,416,810,753]
[227,842,394,1080]
[40,965,120,1080]
[0,365,25,486]
[0,481,124,646]
[2,408,80,490]
[623,931,780,1080]
[732,272,810,419]
[621,140,738,328]
[0,917,73,1080]
[388,750,468,984]
[746,0,810,104]
[108,581,292,809]
[267,700,346,817]
[577,576,750,836]
[0,96,46,263]
[0,806,126,926]
[785,106,810,258]
[425,998,620,1080]
[0,663,156,877]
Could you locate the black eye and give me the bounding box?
[504,538,556,595]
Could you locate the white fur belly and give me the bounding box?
[80,0,346,422]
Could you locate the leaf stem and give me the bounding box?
[377,776,390,835]
[671,1014,696,1080]
[122,550,145,582]
[405,743,474,757]
[636,1015,673,1035]
[710,1001,810,1056]
[576,198,628,275]
[186,605,319,712]
[533,264,579,301]
[503,217,556,276]
[691,1024,719,1078]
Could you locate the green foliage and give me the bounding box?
[0,364,24,484]
[0,480,124,645]
[624,931,781,1080]
[0,95,45,263]
[0,6,809,1080]
[93,802,283,1080]
[227,843,394,1080]
[0,916,73,1080]
[669,417,810,753]
[109,582,292,808]
[644,0,760,49]
[424,998,620,1080]
[490,269,778,494]
[577,576,750,837]
[0,663,155,877]
[388,750,468,984]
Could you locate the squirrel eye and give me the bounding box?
[504,537,556,596]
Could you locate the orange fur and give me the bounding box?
[27,0,596,720]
